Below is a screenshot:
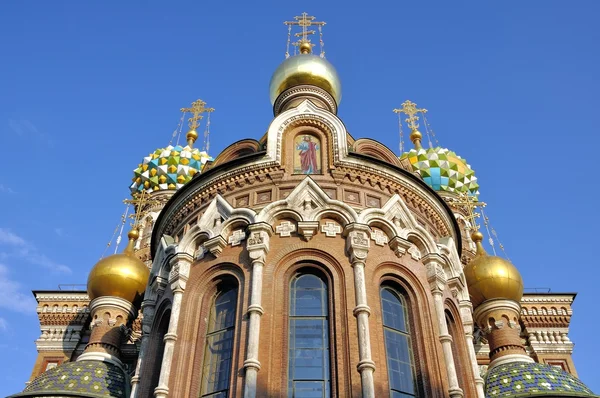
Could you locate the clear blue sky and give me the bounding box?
[1,1,598,395]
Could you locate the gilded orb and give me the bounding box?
[269,54,342,105]
[87,233,149,305]
[464,232,524,307]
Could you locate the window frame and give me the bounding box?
[287,268,334,398]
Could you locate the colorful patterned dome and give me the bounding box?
[400,147,479,195]
[130,144,212,193]
[485,362,597,397]
[10,360,128,397]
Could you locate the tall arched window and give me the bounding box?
[200,284,238,398]
[288,272,330,397]
[380,286,418,397]
[146,309,170,397]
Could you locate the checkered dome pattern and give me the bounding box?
[130,145,213,193]
[19,360,127,397]
[485,362,597,397]
[400,147,479,195]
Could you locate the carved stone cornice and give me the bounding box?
[298,221,320,241]
[204,236,227,257]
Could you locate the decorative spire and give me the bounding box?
[284,12,326,58]
[180,99,214,148]
[393,100,427,149]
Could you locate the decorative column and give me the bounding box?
[78,296,137,364]
[344,223,375,398]
[473,299,533,369]
[458,299,485,398]
[422,254,464,398]
[154,253,192,398]
[243,223,272,398]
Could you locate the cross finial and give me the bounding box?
[180,99,214,131]
[393,100,427,131]
[453,191,487,233]
[123,191,161,230]
[284,12,326,57]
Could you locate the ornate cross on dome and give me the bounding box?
[393,100,427,131]
[124,190,161,229]
[284,12,326,57]
[454,191,486,233]
[180,99,214,131]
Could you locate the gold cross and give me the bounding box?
[284,12,325,47]
[393,100,427,131]
[123,191,161,229]
[453,191,486,232]
[180,99,214,130]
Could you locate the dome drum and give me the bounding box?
[273,84,338,115]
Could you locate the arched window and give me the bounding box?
[381,286,418,397]
[200,284,238,398]
[288,272,330,397]
[146,309,170,396]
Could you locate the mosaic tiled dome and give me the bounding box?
[400,147,479,195]
[11,360,128,397]
[130,144,212,193]
[485,362,597,397]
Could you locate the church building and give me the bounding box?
[10,13,596,398]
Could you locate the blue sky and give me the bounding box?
[1,1,599,395]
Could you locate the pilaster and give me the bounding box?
[344,223,375,398]
[243,222,272,398]
[422,254,464,398]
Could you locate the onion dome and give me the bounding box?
[464,231,524,308]
[400,146,479,195]
[130,143,212,193]
[10,360,129,398]
[485,362,597,397]
[269,53,342,105]
[87,230,149,305]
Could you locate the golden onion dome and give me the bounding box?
[269,54,342,105]
[87,230,150,305]
[464,231,524,308]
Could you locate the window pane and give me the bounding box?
[293,381,326,398]
[208,288,237,332]
[291,274,327,316]
[381,288,407,332]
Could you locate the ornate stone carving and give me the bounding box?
[276,221,296,237]
[345,225,370,263]
[321,221,341,237]
[228,229,246,246]
[370,228,388,246]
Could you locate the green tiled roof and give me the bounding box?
[10,360,129,398]
[485,362,597,397]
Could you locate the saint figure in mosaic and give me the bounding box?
[295,135,320,174]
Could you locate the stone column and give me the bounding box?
[473,299,533,369]
[243,223,272,398]
[423,254,463,398]
[154,253,192,398]
[344,224,375,398]
[459,299,485,398]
